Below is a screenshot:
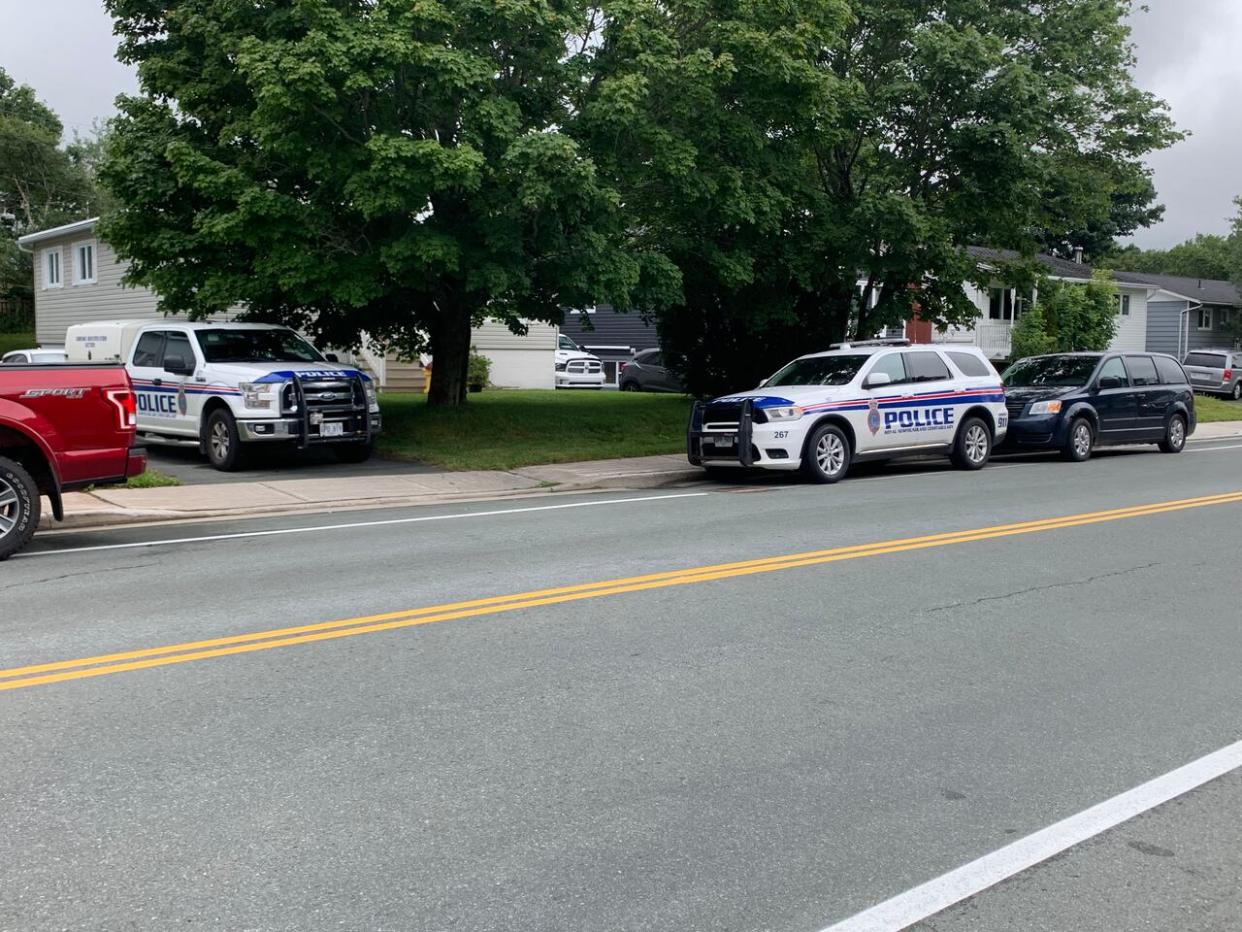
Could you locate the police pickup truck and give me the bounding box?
[65,321,381,470]
[688,341,1007,483]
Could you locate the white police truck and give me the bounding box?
[65,321,381,471]
[688,341,1007,483]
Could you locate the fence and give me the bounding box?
[0,297,34,333]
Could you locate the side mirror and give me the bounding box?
[325,353,340,363]
[1097,376,1122,390]
[164,355,195,376]
[864,372,893,389]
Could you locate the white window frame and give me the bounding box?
[1116,294,1131,317]
[73,239,97,285]
[1198,307,1213,331]
[43,247,63,289]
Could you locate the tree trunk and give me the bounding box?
[427,304,473,407]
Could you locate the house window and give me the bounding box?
[988,288,1015,321]
[44,248,63,288]
[1198,308,1213,331]
[1116,294,1131,317]
[74,241,96,284]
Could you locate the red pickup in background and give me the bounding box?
[0,363,146,559]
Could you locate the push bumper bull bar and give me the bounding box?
[687,398,755,467]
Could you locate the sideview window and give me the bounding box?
[1096,356,1129,386]
[947,352,991,377]
[1198,308,1213,331]
[1154,356,1188,385]
[44,249,62,288]
[867,353,907,384]
[162,332,195,368]
[1126,355,1159,387]
[132,332,165,367]
[904,352,951,382]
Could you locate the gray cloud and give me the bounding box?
[1,0,1236,249]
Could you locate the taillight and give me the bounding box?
[1224,369,1233,381]
[106,389,137,429]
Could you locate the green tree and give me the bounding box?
[0,69,106,301]
[101,0,676,406]
[1027,270,1119,354]
[1009,304,1056,360]
[1108,232,1238,281]
[582,0,1179,395]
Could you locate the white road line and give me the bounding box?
[19,492,710,558]
[819,737,1242,932]
[1189,443,1242,453]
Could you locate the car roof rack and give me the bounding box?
[828,338,911,350]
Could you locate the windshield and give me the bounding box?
[1002,355,1099,388]
[196,329,324,364]
[767,355,868,387]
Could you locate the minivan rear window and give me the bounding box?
[1184,352,1228,368]
[1154,356,1189,385]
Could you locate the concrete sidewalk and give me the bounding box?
[44,454,703,530]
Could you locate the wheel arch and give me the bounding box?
[804,413,857,458]
[955,405,996,441]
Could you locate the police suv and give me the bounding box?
[688,341,1007,483]
[65,321,381,470]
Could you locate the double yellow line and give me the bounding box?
[4,489,1242,694]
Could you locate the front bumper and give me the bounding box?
[687,400,803,470]
[238,412,382,443]
[1002,413,1069,449]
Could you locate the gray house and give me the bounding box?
[1111,272,1242,358]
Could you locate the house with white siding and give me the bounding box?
[920,247,1153,361]
[17,217,556,390]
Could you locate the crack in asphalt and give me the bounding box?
[0,562,158,592]
[927,562,1164,614]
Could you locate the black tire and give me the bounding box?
[1232,382,1241,401]
[204,408,246,471]
[0,455,40,561]
[620,381,641,392]
[1061,417,1094,462]
[951,416,992,470]
[334,440,374,464]
[801,423,851,484]
[1159,413,1187,454]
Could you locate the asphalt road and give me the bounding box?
[4,440,1242,931]
[144,442,433,485]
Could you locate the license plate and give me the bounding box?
[322,422,345,437]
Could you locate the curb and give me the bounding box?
[41,470,706,535]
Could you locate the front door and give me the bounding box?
[159,329,203,438]
[1092,355,1138,442]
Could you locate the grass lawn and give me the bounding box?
[377,389,694,471]
[0,331,36,356]
[1194,394,1242,423]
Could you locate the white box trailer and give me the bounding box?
[65,320,152,364]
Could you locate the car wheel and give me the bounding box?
[0,455,40,561]
[1159,414,1187,454]
[204,409,246,471]
[334,440,374,464]
[620,381,640,392]
[1061,417,1093,462]
[801,423,851,484]
[951,417,992,470]
[1232,382,1242,401]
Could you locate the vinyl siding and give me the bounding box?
[1186,305,1240,353]
[34,236,165,344]
[472,320,555,389]
[559,306,658,357]
[1146,300,1187,357]
[1108,287,1148,352]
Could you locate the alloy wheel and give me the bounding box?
[0,475,16,539]
[816,432,846,477]
[1073,423,1092,458]
[1170,418,1185,449]
[210,420,230,461]
[965,424,989,465]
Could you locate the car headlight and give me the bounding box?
[764,406,805,421]
[1028,400,1063,415]
[364,381,378,410]
[240,382,274,410]
[555,362,567,372]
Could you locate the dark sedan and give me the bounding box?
[1001,352,1195,461]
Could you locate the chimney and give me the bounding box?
[1073,246,1084,265]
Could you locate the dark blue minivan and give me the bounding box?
[1001,352,1195,461]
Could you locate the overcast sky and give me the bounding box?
[1,0,1237,249]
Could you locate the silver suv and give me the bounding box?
[1182,349,1242,400]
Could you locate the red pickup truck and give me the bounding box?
[0,363,147,559]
